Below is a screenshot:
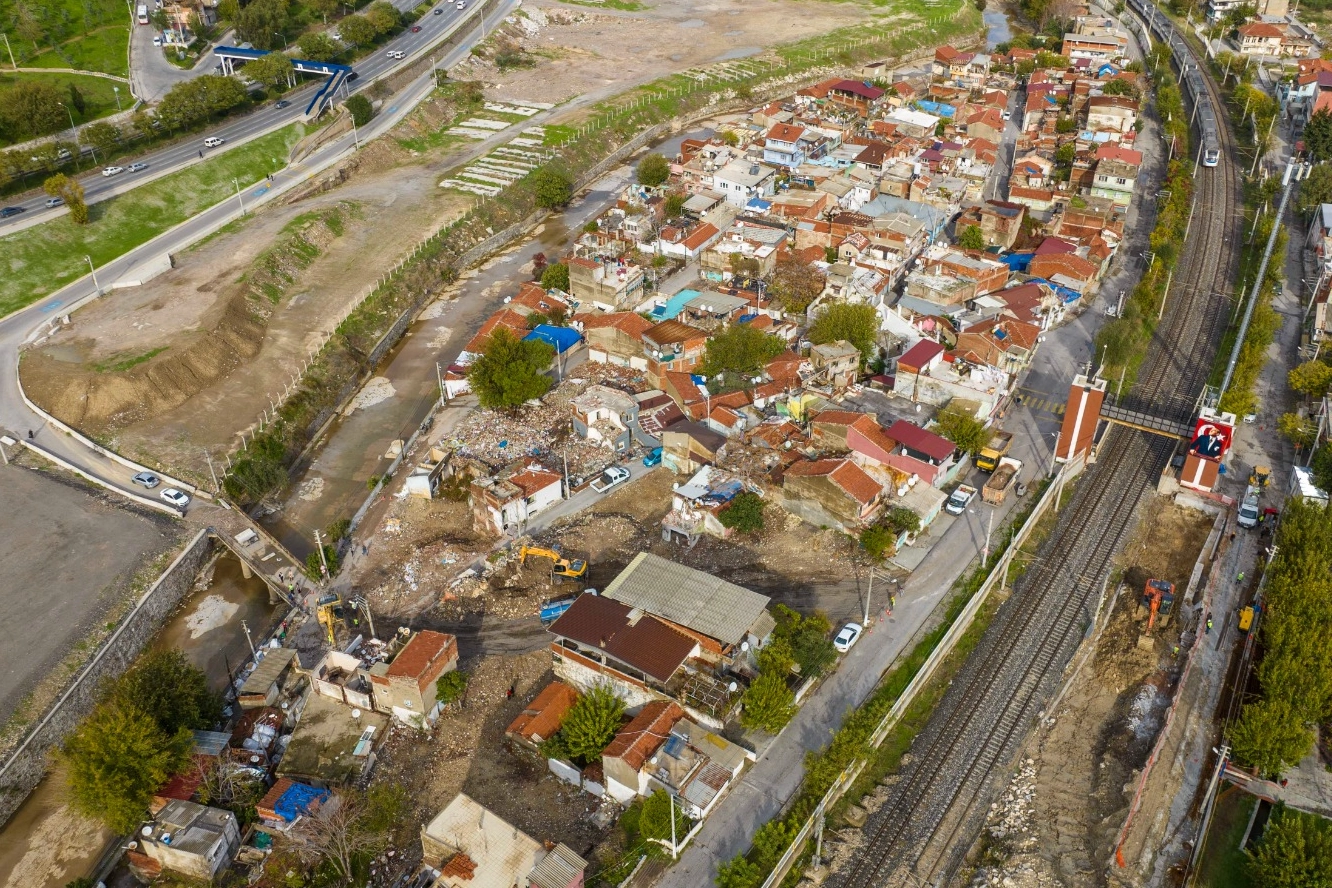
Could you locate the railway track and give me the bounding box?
[829,10,1241,887]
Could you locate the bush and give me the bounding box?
[860,524,894,562]
[541,261,569,291]
[540,684,623,766]
[532,167,573,208]
[637,152,670,186]
[466,328,555,408]
[435,670,468,706]
[719,492,765,533]
[345,94,374,127]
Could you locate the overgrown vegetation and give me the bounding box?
[1230,500,1332,776]
[466,327,555,409]
[719,491,766,533]
[739,641,798,734]
[1248,803,1332,886]
[61,649,221,834]
[1094,42,1193,392]
[540,684,624,767]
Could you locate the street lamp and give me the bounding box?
[112,85,121,112]
[233,177,246,215]
[57,101,75,140]
[85,255,101,294]
[274,31,288,50]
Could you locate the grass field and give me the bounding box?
[0,0,130,74]
[0,125,304,318]
[0,71,127,144]
[1196,788,1257,888]
[23,25,130,77]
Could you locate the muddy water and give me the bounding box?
[260,129,716,558]
[0,553,280,888]
[984,5,1014,48]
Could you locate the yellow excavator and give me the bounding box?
[316,593,342,645]
[518,545,588,579]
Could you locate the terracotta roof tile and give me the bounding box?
[602,701,685,771]
[507,681,579,744]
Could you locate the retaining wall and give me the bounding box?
[0,529,213,828]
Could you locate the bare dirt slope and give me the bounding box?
[972,499,1216,888]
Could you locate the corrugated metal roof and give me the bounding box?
[601,553,771,647]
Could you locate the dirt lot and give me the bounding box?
[0,459,178,730]
[971,498,1217,888]
[456,0,881,108]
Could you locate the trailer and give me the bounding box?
[976,429,1014,472]
[982,457,1022,505]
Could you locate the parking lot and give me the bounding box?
[0,461,177,726]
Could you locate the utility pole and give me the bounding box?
[435,361,446,406]
[983,507,994,563]
[864,567,874,625]
[314,529,329,581]
[241,619,256,656]
[233,178,246,215]
[669,792,678,860]
[203,449,220,493]
[0,33,15,70]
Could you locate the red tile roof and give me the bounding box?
[766,123,806,143]
[547,595,696,682]
[681,222,721,252]
[785,458,882,506]
[897,339,945,371]
[386,630,458,691]
[1095,143,1143,166]
[507,681,579,744]
[602,701,685,771]
[574,311,653,340]
[509,467,562,498]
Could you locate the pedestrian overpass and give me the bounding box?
[213,45,353,118]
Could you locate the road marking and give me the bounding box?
[40,300,64,313]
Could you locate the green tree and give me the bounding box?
[543,684,624,766]
[715,857,763,888]
[884,506,921,535]
[66,83,86,117]
[1280,413,1318,451]
[1101,78,1137,99]
[772,604,836,678]
[309,0,339,21]
[698,324,785,389]
[79,121,121,160]
[540,261,569,291]
[935,402,988,456]
[1290,360,1332,398]
[636,790,692,856]
[809,302,878,364]
[435,670,468,706]
[1055,116,1077,134]
[1313,444,1332,493]
[958,224,985,250]
[62,700,193,834]
[112,649,222,736]
[859,523,894,562]
[337,12,377,47]
[719,492,765,533]
[637,151,670,187]
[297,32,340,62]
[130,109,157,138]
[467,328,554,408]
[157,75,248,130]
[768,257,826,313]
[664,192,686,217]
[1308,111,1332,163]
[365,1,400,34]
[304,543,340,581]
[218,0,241,21]
[345,93,373,126]
[43,173,88,224]
[1055,141,1075,164]
[720,130,740,147]
[245,52,295,89]
[1249,804,1332,887]
[0,81,67,140]
[236,0,290,48]
[741,643,796,733]
[533,167,574,208]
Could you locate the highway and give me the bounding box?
[0,0,518,515]
[0,0,492,229]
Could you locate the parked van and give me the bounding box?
[203,136,224,148]
[1237,485,1261,529]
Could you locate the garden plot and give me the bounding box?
[440,125,550,196]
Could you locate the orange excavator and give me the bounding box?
[518,545,588,580]
[1142,579,1176,632]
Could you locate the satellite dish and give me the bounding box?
[740,641,750,651]
[351,709,362,719]
[141,827,153,837]
[728,681,739,693]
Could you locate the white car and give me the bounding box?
[456,1,466,7]
[387,49,405,59]
[590,466,630,493]
[833,622,863,653]
[203,136,224,148]
[101,166,125,177]
[160,488,191,508]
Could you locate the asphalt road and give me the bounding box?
[0,0,486,228]
[129,18,202,103]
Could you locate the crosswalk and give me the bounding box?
[1017,388,1066,417]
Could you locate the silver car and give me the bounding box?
[131,471,160,489]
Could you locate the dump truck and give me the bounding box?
[945,484,978,516]
[976,429,1014,472]
[982,457,1022,504]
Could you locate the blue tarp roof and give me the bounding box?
[747,197,772,210]
[915,100,955,118]
[1027,276,1082,303]
[525,325,581,353]
[275,782,330,822]
[1000,252,1034,272]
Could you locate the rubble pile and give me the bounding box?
[968,759,1055,888]
[445,365,649,479]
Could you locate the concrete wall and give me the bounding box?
[0,529,213,828]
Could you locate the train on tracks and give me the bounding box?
[1126,0,1221,166]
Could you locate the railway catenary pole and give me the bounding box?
[1220,161,1303,399]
